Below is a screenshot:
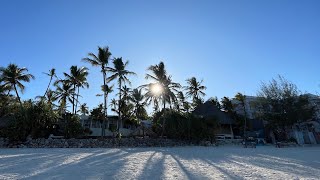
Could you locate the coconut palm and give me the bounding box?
[36,89,57,107]
[109,98,118,113]
[43,68,57,97]
[63,66,89,114]
[130,88,147,120]
[97,84,113,136]
[144,83,161,112]
[185,77,206,108]
[0,83,12,116]
[176,91,190,112]
[235,92,247,140]
[107,57,136,128]
[144,62,181,110]
[54,80,74,114]
[78,103,89,115]
[142,61,181,136]
[82,46,111,134]
[0,64,35,106]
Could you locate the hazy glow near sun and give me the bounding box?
[151,83,163,96]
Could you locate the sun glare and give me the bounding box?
[151,83,163,96]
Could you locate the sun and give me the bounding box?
[151,83,163,96]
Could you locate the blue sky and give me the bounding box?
[1,0,320,113]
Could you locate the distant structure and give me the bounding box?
[231,94,320,144]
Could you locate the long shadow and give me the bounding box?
[230,155,320,178]
[3,149,130,179]
[169,153,207,179]
[203,159,243,180]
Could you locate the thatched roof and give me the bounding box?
[193,101,235,125]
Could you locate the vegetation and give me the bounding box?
[0,46,317,144]
[256,75,316,141]
[185,77,206,110]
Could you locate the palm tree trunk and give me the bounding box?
[102,70,107,137]
[44,76,52,97]
[13,84,22,107]
[118,80,122,130]
[243,103,247,140]
[72,84,76,114]
[161,99,166,137]
[75,86,80,114]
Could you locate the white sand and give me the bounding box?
[0,146,319,179]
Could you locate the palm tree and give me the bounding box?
[144,83,161,112]
[110,98,118,113]
[82,46,111,135]
[221,96,233,113]
[97,84,113,135]
[78,103,89,115]
[130,88,147,121]
[54,80,74,114]
[36,89,57,107]
[63,66,89,114]
[144,62,181,110]
[107,57,136,129]
[43,68,57,97]
[143,61,181,136]
[0,64,35,106]
[176,91,190,112]
[235,92,247,141]
[185,77,206,108]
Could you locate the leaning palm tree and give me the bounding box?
[0,64,35,106]
[82,46,111,134]
[185,77,206,108]
[43,68,57,97]
[63,66,89,114]
[107,57,136,129]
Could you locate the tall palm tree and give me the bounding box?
[107,57,136,128]
[43,68,57,97]
[82,46,111,135]
[144,62,181,110]
[98,84,113,135]
[144,83,160,112]
[143,61,181,136]
[0,64,35,106]
[235,92,247,140]
[185,77,206,108]
[63,66,89,114]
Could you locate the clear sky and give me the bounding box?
[1,0,320,114]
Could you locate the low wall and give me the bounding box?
[1,138,218,148]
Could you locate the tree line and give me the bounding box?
[0,46,317,142]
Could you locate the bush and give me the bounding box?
[63,114,84,138]
[153,110,218,142]
[0,100,59,141]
